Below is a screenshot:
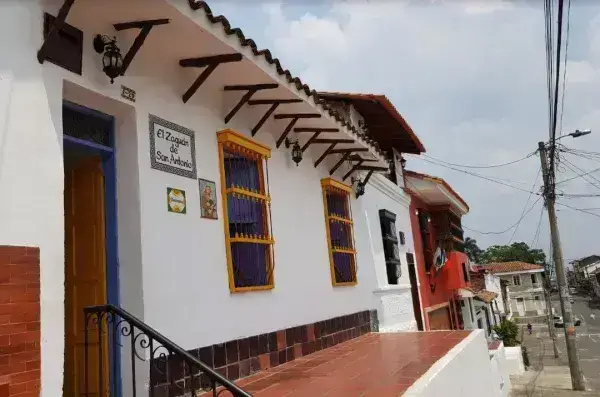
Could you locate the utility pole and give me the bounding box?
[538,141,586,390]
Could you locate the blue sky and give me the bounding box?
[207,0,600,263]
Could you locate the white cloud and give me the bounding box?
[210,0,600,261]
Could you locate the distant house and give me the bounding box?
[481,262,546,317]
[458,266,501,338]
[571,255,600,286]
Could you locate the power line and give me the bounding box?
[555,201,600,219]
[560,157,600,190]
[558,0,571,135]
[509,167,542,244]
[463,196,543,235]
[555,166,600,185]
[418,152,536,169]
[531,204,545,248]
[548,0,566,178]
[414,157,541,195]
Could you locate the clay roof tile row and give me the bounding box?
[481,262,545,274]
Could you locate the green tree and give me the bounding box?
[481,242,546,265]
[493,319,520,347]
[464,237,484,263]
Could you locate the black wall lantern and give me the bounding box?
[400,156,407,169]
[351,176,366,198]
[285,138,303,166]
[93,35,123,84]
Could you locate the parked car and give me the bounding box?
[554,316,582,327]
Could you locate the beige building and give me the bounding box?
[481,262,546,317]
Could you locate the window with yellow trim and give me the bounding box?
[217,129,274,292]
[321,178,357,285]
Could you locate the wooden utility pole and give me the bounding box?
[538,141,585,390]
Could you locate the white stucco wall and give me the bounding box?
[361,173,420,332]
[404,330,499,397]
[504,346,525,375]
[489,342,511,397]
[0,1,417,395]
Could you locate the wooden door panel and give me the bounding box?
[64,156,108,397]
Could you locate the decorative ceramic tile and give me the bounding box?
[167,188,186,214]
[149,114,197,179]
[198,178,218,219]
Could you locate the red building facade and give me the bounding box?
[405,171,470,330]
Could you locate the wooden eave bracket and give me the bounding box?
[37,0,76,64]
[180,53,243,103]
[223,84,279,124]
[114,19,170,76]
[273,113,321,149]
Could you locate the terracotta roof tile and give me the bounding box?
[481,262,544,274]
[187,1,387,161]
[474,290,498,304]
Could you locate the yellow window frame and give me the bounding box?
[217,129,274,292]
[321,177,358,286]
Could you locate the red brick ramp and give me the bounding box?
[205,331,470,397]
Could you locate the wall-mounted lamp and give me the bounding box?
[93,34,124,84]
[285,138,303,166]
[351,176,366,198]
[400,156,407,169]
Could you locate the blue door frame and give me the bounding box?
[63,100,122,397]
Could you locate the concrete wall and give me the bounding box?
[504,346,525,375]
[404,330,498,397]
[489,342,511,397]
[362,173,420,332]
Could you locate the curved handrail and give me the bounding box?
[84,304,252,397]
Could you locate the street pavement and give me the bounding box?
[519,292,600,393]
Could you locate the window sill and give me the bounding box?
[373,284,412,293]
[230,284,274,293]
[332,281,358,287]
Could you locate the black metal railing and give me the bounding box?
[83,304,252,397]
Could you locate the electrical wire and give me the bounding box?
[463,196,543,235]
[555,166,600,185]
[560,157,600,190]
[413,157,541,195]
[558,0,571,135]
[555,201,600,219]
[417,152,536,170]
[508,168,542,244]
[548,0,566,178]
[530,205,545,248]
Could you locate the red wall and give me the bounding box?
[408,195,464,330]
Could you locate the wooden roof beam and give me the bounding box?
[248,99,303,105]
[252,103,278,136]
[293,128,339,133]
[180,53,242,67]
[301,132,321,152]
[114,19,170,75]
[349,155,379,162]
[311,139,355,144]
[343,160,364,181]
[276,117,299,148]
[224,84,278,124]
[315,143,337,168]
[37,0,76,63]
[354,165,389,172]
[329,152,352,175]
[329,148,369,154]
[224,84,279,91]
[180,53,242,103]
[274,114,321,120]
